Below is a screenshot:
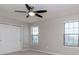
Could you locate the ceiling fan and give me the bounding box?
[15,4,47,18]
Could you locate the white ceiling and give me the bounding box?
[0,4,79,23]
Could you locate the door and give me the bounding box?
[0,24,21,54]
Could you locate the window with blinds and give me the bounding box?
[64,22,79,46]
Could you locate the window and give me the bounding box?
[32,26,39,44]
[64,22,79,46]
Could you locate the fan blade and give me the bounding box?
[25,4,31,10]
[35,14,43,18]
[34,10,47,13]
[15,10,26,13]
[26,15,29,18]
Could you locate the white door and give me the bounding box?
[0,24,21,54]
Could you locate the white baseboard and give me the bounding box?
[22,49,62,55]
[20,49,30,51]
[28,49,53,55]
[2,48,62,55]
[2,49,22,55]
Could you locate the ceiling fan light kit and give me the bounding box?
[28,12,35,16]
[15,4,47,18]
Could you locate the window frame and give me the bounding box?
[64,21,79,47]
[31,26,39,45]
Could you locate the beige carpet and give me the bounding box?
[4,50,50,55]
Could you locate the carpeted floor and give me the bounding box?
[4,50,50,55]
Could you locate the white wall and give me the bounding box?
[19,24,30,50]
[30,15,79,55]
[0,17,30,51]
[22,24,30,49]
[0,24,21,54]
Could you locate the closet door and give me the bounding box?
[0,24,21,54]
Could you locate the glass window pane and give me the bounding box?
[65,23,69,29]
[65,35,69,45]
[69,28,73,34]
[74,22,78,28]
[74,29,78,34]
[73,35,78,46]
[65,30,69,34]
[69,23,73,28]
[68,35,74,45]
[68,39,73,46]
[32,36,38,44]
[73,39,78,46]
[32,27,39,35]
